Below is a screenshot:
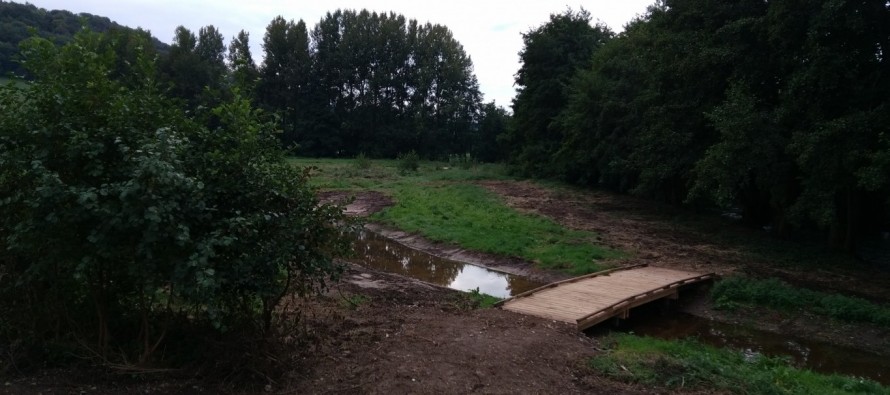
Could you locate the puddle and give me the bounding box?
[593,303,889,385]
[349,230,543,298]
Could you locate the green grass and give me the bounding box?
[376,182,620,274]
[712,277,890,327]
[290,157,513,190]
[290,157,622,275]
[590,334,888,394]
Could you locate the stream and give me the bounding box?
[349,230,543,298]
[350,229,889,385]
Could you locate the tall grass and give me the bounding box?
[590,334,887,394]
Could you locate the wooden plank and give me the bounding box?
[498,265,716,330]
[507,300,591,313]
[494,264,649,307]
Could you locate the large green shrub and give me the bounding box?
[0,30,351,366]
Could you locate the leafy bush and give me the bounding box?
[397,150,420,173]
[0,30,351,367]
[712,277,890,326]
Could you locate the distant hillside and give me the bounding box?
[0,1,169,77]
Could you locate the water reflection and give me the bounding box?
[600,305,888,385]
[350,230,542,298]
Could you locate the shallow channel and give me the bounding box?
[352,230,888,385]
[349,230,543,298]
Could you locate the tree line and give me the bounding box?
[158,9,505,160]
[504,2,889,251]
[1,4,507,161]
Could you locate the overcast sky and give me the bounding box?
[26,0,654,107]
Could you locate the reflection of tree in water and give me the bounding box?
[351,231,545,296]
[351,231,461,286]
[507,275,540,296]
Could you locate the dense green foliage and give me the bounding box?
[2,3,506,161]
[713,277,890,326]
[292,157,621,275]
[502,9,613,177]
[265,10,487,159]
[0,1,168,77]
[590,334,887,394]
[0,30,350,365]
[159,25,229,111]
[508,2,890,250]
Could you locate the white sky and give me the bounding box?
[26,0,654,107]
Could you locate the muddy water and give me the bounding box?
[597,303,889,385]
[349,231,543,298]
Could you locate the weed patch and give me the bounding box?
[590,334,888,394]
[712,277,890,326]
[397,150,419,174]
[463,287,502,309]
[338,293,370,310]
[353,153,371,169]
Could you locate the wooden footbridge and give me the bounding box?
[496,264,716,330]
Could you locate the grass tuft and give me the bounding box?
[463,288,502,309]
[353,152,371,169]
[396,150,419,174]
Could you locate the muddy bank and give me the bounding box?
[364,223,571,285]
[320,188,570,285]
